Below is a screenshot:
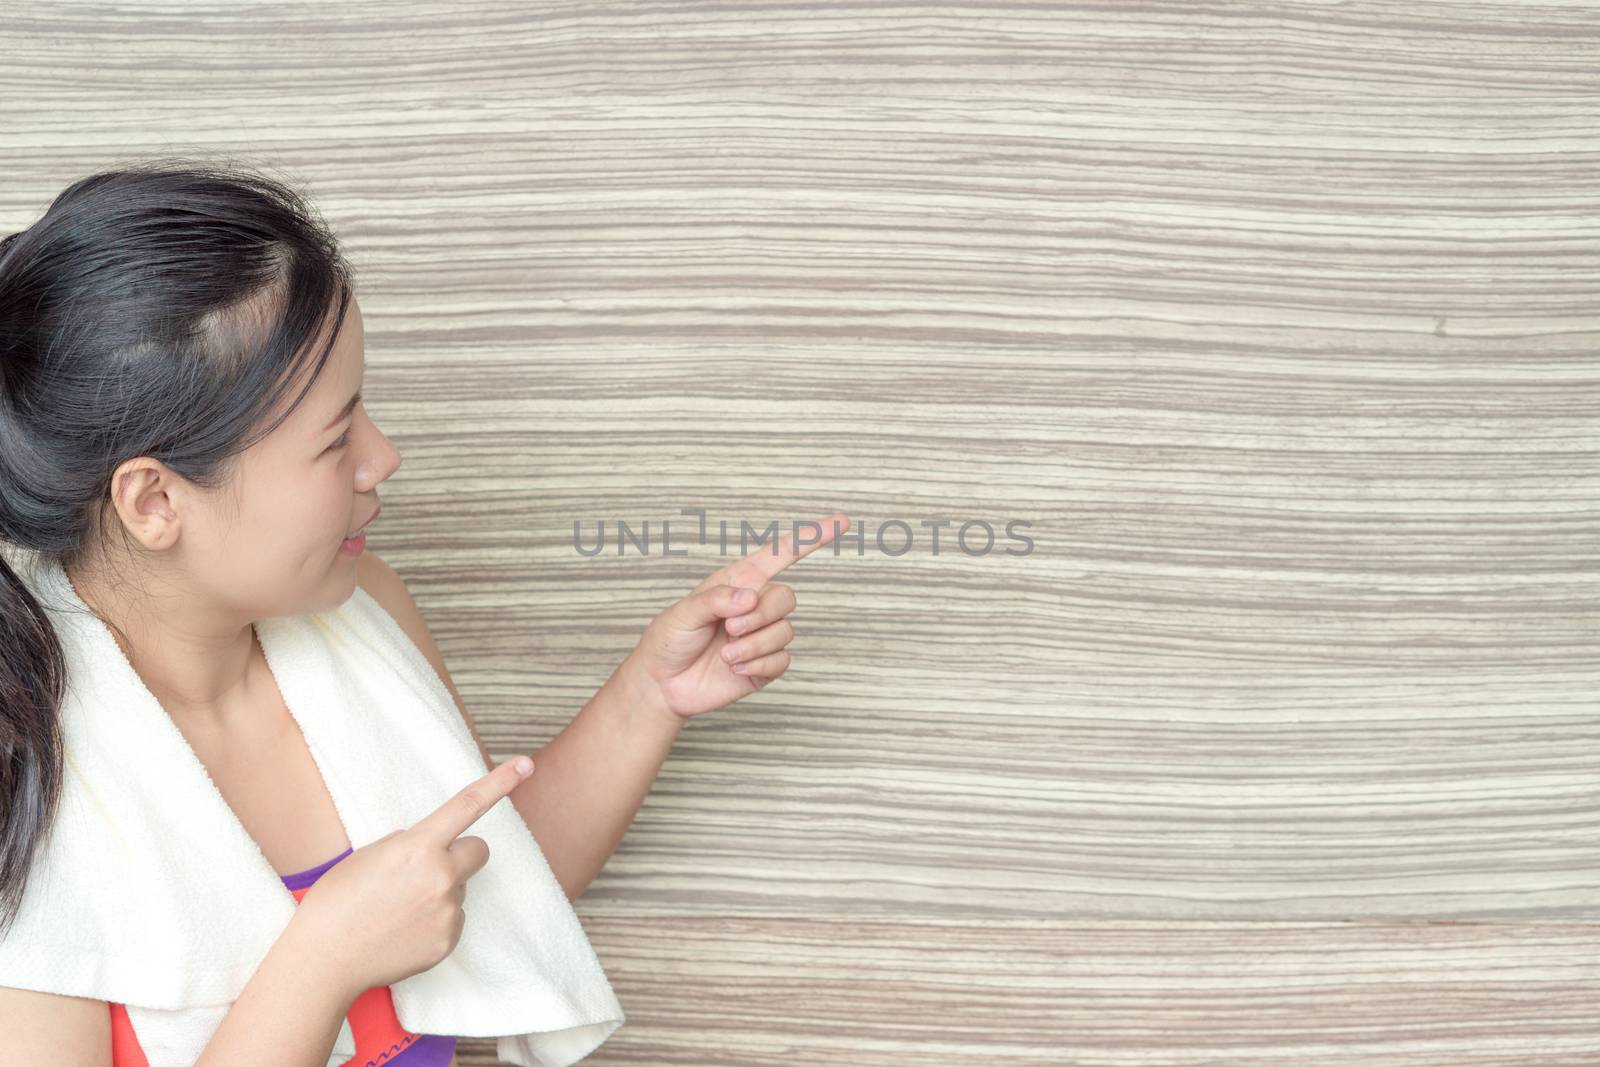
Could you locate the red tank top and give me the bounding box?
[108,847,457,1066]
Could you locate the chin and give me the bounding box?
[312,569,363,616]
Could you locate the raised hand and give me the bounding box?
[622,511,849,722]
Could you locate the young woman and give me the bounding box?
[0,160,845,1066]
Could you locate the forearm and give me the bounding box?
[510,655,681,901]
[195,916,356,1067]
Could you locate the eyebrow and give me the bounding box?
[322,391,362,433]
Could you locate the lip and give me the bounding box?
[346,504,381,540]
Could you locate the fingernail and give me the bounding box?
[734,587,754,605]
[514,757,533,775]
[729,617,748,635]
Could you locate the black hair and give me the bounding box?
[0,156,355,937]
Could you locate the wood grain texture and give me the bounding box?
[473,919,1600,1066]
[2,1,1596,1062]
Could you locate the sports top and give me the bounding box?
[108,847,458,1067]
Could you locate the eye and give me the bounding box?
[326,429,351,453]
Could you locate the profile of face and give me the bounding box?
[89,295,402,623]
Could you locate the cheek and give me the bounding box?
[248,463,350,545]
[313,464,355,529]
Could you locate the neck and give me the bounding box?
[64,556,262,728]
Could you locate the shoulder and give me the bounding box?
[354,551,496,772]
[354,551,442,671]
[354,548,411,614]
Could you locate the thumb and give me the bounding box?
[666,583,758,632]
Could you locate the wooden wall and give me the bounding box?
[3,3,1595,1063]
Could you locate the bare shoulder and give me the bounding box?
[354,547,407,609]
[355,550,436,657]
[355,551,495,772]
[0,985,110,1064]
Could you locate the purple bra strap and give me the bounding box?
[280,846,356,891]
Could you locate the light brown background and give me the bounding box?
[3,2,1596,1063]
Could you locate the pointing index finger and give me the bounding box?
[689,512,851,596]
[739,511,850,586]
[412,757,532,845]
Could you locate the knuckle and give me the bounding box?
[395,832,425,862]
[457,788,487,819]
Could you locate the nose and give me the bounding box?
[357,418,402,491]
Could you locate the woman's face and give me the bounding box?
[186,294,402,620]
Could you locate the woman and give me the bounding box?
[0,159,842,1066]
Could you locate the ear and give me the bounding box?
[106,457,185,551]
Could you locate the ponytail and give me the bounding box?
[0,545,68,940]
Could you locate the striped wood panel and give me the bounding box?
[1,2,1595,1063]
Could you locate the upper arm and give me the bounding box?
[0,986,110,1065]
[355,551,496,774]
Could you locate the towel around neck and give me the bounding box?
[0,542,625,1067]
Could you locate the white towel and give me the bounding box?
[0,542,625,1067]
